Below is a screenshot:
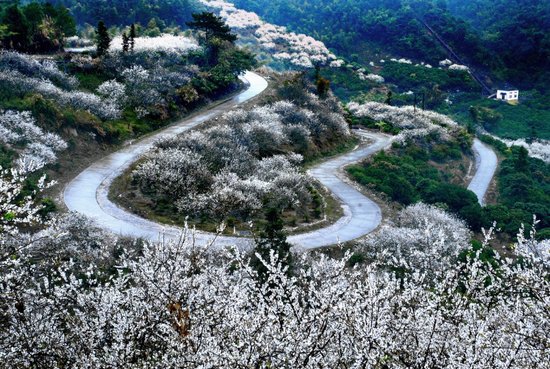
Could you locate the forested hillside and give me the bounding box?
[41,0,199,27]
[231,0,550,89]
[446,0,550,87]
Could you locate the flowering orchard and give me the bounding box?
[110,34,199,54]
[0,110,67,172]
[198,0,340,69]
[498,137,550,163]
[347,100,465,143]
[1,180,548,367]
[134,87,350,221]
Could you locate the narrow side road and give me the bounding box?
[468,138,498,206]
[64,71,267,249]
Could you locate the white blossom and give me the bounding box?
[347,101,461,142]
[110,34,199,54]
[496,136,550,163]
[449,63,470,71]
[0,110,67,172]
[199,0,339,69]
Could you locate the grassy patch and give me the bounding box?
[380,62,478,92]
[73,71,111,91]
[318,68,379,102]
[444,91,550,140]
[347,141,483,229]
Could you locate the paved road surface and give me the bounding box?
[467,139,498,206]
[64,72,267,249]
[288,131,392,249]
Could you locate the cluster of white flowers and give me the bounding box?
[416,61,433,68]
[222,8,262,29]
[360,203,471,272]
[0,110,67,172]
[329,59,345,68]
[65,35,94,48]
[390,57,413,64]
[0,168,49,238]
[0,51,198,121]
[1,205,548,367]
[347,101,461,142]
[356,69,385,83]
[135,95,349,218]
[0,51,78,89]
[0,69,122,120]
[96,80,127,110]
[449,63,470,71]
[120,64,190,117]
[497,137,550,163]
[199,0,339,69]
[388,57,433,69]
[110,34,199,54]
[438,59,469,71]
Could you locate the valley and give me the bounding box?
[0,1,548,367]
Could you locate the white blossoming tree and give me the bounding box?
[0,110,67,172]
[1,211,548,367]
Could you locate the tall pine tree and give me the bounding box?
[95,20,110,57]
[186,12,237,43]
[251,208,293,284]
[122,32,129,53]
[129,23,136,52]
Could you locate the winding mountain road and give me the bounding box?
[288,131,392,249]
[64,72,267,249]
[64,72,497,249]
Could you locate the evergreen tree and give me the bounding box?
[251,208,293,284]
[95,20,110,57]
[384,91,393,105]
[514,146,529,172]
[316,77,330,98]
[186,12,237,44]
[129,23,136,52]
[2,5,28,50]
[122,32,129,53]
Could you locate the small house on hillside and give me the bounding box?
[495,89,519,101]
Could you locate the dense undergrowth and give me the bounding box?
[479,135,550,238]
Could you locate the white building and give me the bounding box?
[496,90,519,101]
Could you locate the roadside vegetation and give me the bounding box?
[226,0,550,144]
[346,103,481,229]
[1,167,549,368]
[346,101,550,239]
[0,6,255,222]
[479,135,550,238]
[1,0,549,366]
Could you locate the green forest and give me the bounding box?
[232,0,550,90]
[37,0,199,28]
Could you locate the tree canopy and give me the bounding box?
[0,1,76,52]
